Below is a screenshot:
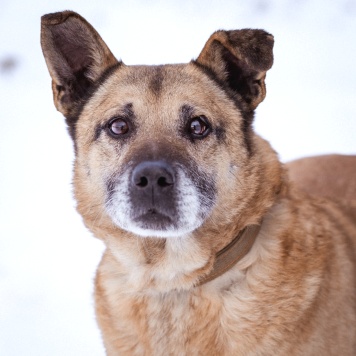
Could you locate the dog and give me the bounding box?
[41,11,356,355]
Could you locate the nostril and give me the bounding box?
[157,176,172,187]
[131,161,175,190]
[137,176,148,187]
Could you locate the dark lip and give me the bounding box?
[132,209,174,230]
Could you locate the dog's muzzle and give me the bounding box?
[105,157,214,238]
[129,160,178,230]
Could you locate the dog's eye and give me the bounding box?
[108,118,129,136]
[189,116,211,138]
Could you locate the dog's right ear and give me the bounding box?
[195,29,274,111]
[41,11,119,117]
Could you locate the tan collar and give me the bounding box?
[197,224,261,286]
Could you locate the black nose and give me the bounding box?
[131,161,175,190]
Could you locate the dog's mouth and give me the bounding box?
[132,208,174,231]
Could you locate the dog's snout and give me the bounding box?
[132,161,175,190]
[129,160,177,231]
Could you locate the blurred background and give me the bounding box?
[0,0,355,354]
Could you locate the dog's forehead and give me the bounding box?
[113,63,208,95]
[83,62,239,124]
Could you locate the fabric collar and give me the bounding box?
[197,224,261,286]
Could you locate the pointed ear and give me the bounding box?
[196,29,274,111]
[41,11,120,117]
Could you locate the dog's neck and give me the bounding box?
[197,224,262,286]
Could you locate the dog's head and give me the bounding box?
[41,11,280,247]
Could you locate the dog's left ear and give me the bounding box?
[196,30,274,111]
[41,11,119,117]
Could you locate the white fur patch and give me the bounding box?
[105,168,208,238]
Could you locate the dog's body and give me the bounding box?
[41,11,356,355]
[287,154,356,203]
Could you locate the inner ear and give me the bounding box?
[48,22,97,108]
[221,46,261,107]
[53,28,92,73]
[46,16,107,83]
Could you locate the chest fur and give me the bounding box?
[95,256,319,356]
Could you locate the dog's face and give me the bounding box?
[75,64,252,238]
[41,12,276,241]
[81,65,225,238]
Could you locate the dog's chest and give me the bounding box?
[100,275,277,356]
[108,289,225,355]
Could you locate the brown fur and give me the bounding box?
[287,154,356,203]
[41,11,356,355]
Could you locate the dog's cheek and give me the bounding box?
[73,156,106,210]
[74,137,124,214]
[104,171,132,230]
[201,151,246,225]
[180,166,217,224]
[174,171,203,230]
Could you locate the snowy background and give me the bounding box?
[0,0,355,355]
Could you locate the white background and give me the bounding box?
[0,0,355,355]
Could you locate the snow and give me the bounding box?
[0,0,355,355]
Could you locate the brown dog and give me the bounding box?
[41,11,356,355]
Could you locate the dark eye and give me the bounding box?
[108,118,129,136]
[188,116,211,138]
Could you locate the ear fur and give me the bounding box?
[196,29,274,111]
[41,11,120,117]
